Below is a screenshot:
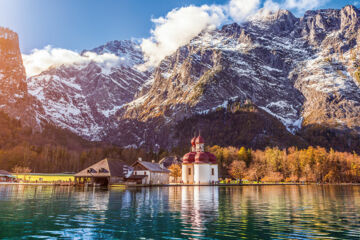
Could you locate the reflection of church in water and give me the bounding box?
[182,135,219,184]
[168,186,219,235]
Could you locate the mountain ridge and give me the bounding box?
[117,5,360,150]
[1,6,360,152]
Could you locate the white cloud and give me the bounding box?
[24,0,329,74]
[138,0,263,70]
[263,0,281,12]
[248,0,281,20]
[228,0,261,22]
[283,0,328,13]
[138,4,226,71]
[22,45,120,77]
[260,0,327,14]
[139,0,328,70]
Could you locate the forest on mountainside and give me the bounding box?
[0,111,159,172]
[174,101,360,154]
[1,107,360,184]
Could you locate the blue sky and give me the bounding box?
[0,0,357,53]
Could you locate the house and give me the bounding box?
[75,158,133,186]
[0,170,15,182]
[132,160,170,185]
[182,135,219,184]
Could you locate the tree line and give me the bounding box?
[4,141,360,184]
[0,111,161,173]
[1,143,158,173]
[208,145,360,183]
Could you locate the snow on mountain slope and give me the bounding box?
[124,10,307,133]
[120,6,360,149]
[22,6,360,150]
[27,40,151,140]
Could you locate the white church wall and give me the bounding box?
[182,164,194,184]
[210,164,219,183]
[194,164,211,184]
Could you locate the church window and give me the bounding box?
[188,168,191,175]
[211,168,214,176]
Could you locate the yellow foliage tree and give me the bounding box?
[229,160,246,183]
[169,164,182,183]
[12,165,31,173]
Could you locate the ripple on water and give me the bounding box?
[0,185,359,239]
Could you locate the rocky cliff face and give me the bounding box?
[292,6,360,131]
[4,6,360,151]
[0,27,35,125]
[27,40,151,140]
[119,6,360,150]
[124,10,307,133]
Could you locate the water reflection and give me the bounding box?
[0,185,359,239]
[171,187,219,238]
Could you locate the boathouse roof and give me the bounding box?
[75,158,133,178]
[0,170,15,178]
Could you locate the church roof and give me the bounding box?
[183,152,196,163]
[182,135,217,164]
[207,152,217,164]
[195,135,205,144]
[195,152,209,163]
[191,137,196,146]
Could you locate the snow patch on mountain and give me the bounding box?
[27,40,151,140]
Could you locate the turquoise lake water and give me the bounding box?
[0,185,359,239]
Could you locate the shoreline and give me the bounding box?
[0,182,57,186]
[1,182,360,187]
[130,183,360,187]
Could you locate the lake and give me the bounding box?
[0,185,359,239]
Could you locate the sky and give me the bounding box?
[0,0,357,53]
[0,0,358,77]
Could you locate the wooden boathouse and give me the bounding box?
[75,158,133,186]
[0,170,15,182]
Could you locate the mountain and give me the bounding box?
[27,40,151,140]
[2,6,360,153]
[116,6,360,151]
[0,27,36,125]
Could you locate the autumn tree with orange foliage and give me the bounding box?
[228,160,246,183]
[11,165,31,173]
[209,145,360,183]
[168,164,182,183]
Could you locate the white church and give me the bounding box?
[182,135,219,184]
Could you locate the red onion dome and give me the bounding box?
[207,152,217,164]
[195,152,209,163]
[195,135,205,144]
[191,137,196,146]
[183,152,195,164]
